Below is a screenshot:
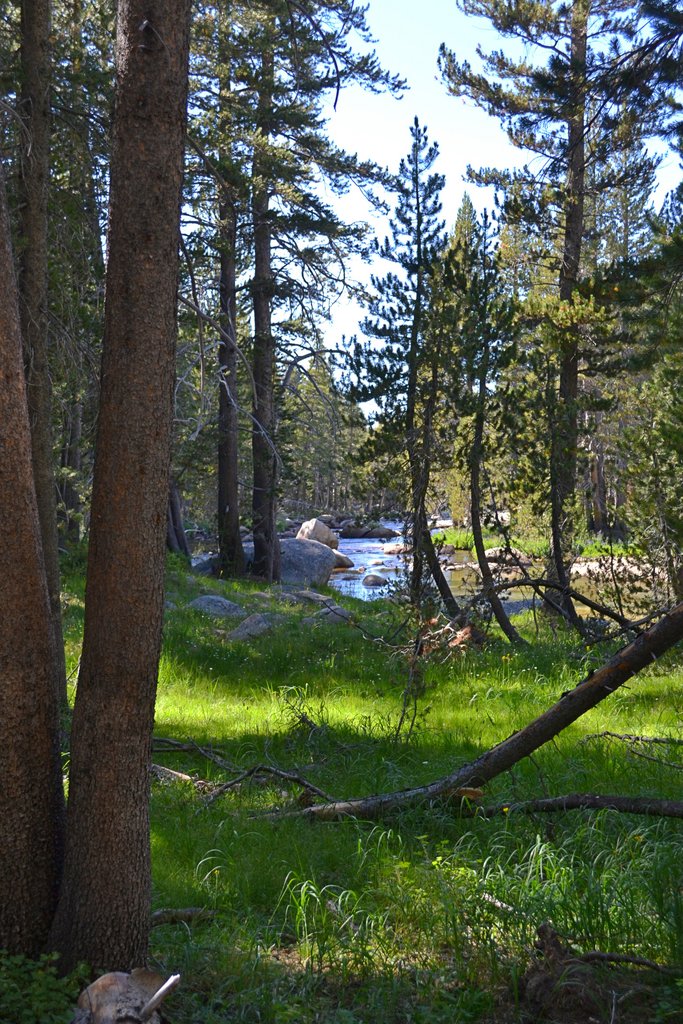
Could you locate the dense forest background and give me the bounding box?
[1,0,682,591]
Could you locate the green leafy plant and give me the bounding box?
[0,952,87,1024]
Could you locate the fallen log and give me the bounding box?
[475,794,683,819]
[279,602,683,821]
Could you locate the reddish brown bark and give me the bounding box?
[19,0,68,705]
[47,0,191,970]
[0,161,64,955]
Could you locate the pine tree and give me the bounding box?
[439,0,660,625]
[443,205,524,641]
[349,118,460,615]
[185,0,403,580]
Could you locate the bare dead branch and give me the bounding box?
[583,731,683,748]
[271,603,683,821]
[578,950,679,975]
[476,793,683,819]
[151,763,196,784]
[203,764,337,807]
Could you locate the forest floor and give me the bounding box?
[57,552,683,1024]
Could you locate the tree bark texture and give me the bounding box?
[19,0,68,706]
[288,602,683,821]
[47,0,191,971]
[0,161,64,955]
[549,0,590,628]
[251,46,280,582]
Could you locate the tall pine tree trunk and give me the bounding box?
[549,0,589,629]
[251,46,280,581]
[47,0,191,970]
[0,160,64,957]
[19,0,68,706]
[218,199,245,575]
[216,11,244,577]
[412,360,462,618]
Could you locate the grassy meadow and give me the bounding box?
[58,553,683,1023]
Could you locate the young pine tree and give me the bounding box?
[349,118,460,615]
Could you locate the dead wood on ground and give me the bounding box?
[268,603,683,821]
[473,794,683,819]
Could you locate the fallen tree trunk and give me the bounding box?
[285,603,683,821]
[476,794,683,819]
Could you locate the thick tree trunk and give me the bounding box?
[0,161,64,956]
[250,47,280,582]
[47,0,191,971]
[287,602,683,821]
[19,0,68,707]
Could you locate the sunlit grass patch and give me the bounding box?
[60,553,683,1022]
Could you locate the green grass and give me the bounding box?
[433,527,550,558]
[433,527,633,562]
[61,557,683,1023]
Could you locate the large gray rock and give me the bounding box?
[292,589,332,604]
[339,523,400,539]
[332,549,354,569]
[192,554,220,576]
[303,604,353,626]
[188,595,245,618]
[483,546,530,566]
[383,542,410,555]
[227,613,276,641]
[296,517,339,549]
[239,539,337,586]
[280,538,337,586]
[362,573,389,588]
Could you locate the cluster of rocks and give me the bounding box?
[290,517,400,590]
[168,586,356,644]
[196,517,401,590]
[288,515,400,542]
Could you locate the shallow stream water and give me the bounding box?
[326,523,615,617]
[327,522,536,611]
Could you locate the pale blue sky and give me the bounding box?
[321,0,525,340]
[326,0,524,227]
